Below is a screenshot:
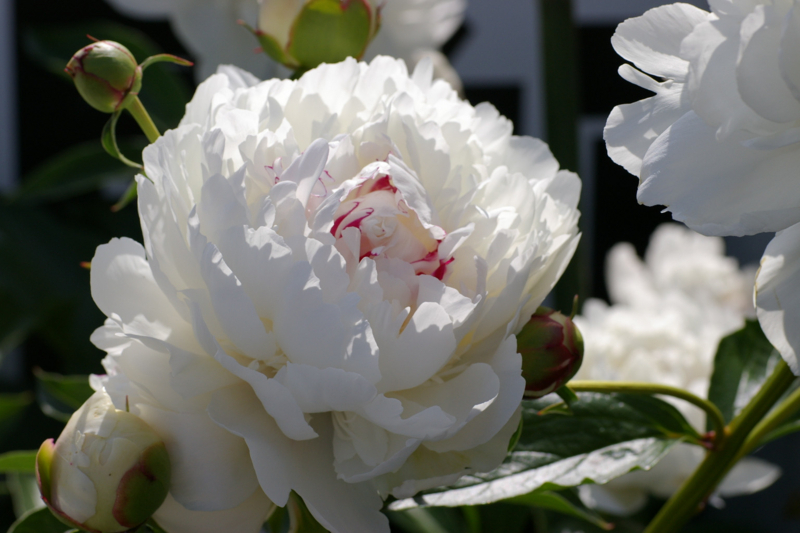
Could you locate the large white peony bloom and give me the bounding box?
[574,224,779,515]
[89,57,581,532]
[104,0,466,86]
[604,0,800,374]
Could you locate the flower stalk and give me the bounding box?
[643,359,796,533]
[126,96,160,143]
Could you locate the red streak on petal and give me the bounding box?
[431,257,454,281]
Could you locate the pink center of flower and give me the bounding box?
[331,174,452,280]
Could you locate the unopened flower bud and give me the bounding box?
[65,41,142,113]
[518,307,584,398]
[36,391,170,533]
[251,0,381,69]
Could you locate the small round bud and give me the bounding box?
[518,307,584,398]
[65,41,142,113]
[36,391,170,533]
[251,0,381,69]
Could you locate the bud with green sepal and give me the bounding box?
[518,306,584,399]
[242,0,381,71]
[66,39,192,148]
[36,390,171,533]
[65,40,141,114]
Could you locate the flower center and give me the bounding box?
[331,174,452,280]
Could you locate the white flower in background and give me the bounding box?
[364,0,467,93]
[104,0,274,82]
[574,224,779,516]
[105,0,467,89]
[89,57,581,532]
[604,0,800,374]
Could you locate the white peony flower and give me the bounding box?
[574,224,779,516]
[604,0,800,373]
[88,57,581,532]
[105,0,466,87]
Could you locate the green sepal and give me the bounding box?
[102,111,143,170]
[35,439,55,503]
[289,0,372,68]
[139,53,193,71]
[240,20,298,69]
[112,443,171,529]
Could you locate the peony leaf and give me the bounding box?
[7,507,73,533]
[0,451,37,474]
[505,491,612,531]
[289,0,372,68]
[388,394,685,509]
[34,369,94,422]
[707,320,783,428]
[13,139,143,204]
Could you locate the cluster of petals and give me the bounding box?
[605,0,800,374]
[574,224,778,515]
[89,57,580,532]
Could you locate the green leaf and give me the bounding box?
[707,320,782,428]
[14,139,143,203]
[7,473,43,519]
[34,369,93,422]
[289,0,372,68]
[506,491,612,531]
[389,394,684,509]
[0,451,37,474]
[7,507,71,533]
[0,394,35,440]
[23,21,191,130]
[385,508,455,533]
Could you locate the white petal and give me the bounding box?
[611,3,710,80]
[136,404,259,512]
[91,238,180,330]
[604,75,689,177]
[639,111,800,235]
[376,302,457,392]
[208,385,390,533]
[756,225,800,374]
[736,5,800,123]
[153,489,273,533]
[718,456,781,496]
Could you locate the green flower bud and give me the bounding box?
[65,41,142,113]
[36,391,170,533]
[250,0,381,69]
[518,307,584,398]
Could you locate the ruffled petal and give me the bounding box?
[756,224,800,374]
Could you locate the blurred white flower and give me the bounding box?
[89,57,581,532]
[104,0,274,82]
[574,224,779,515]
[105,0,466,88]
[604,0,800,374]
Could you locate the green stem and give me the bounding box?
[643,360,796,533]
[736,382,800,460]
[566,380,727,447]
[126,96,160,143]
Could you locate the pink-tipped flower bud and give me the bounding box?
[249,0,381,70]
[65,41,142,113]
[36,391,170,533]
[518,306,584,398]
